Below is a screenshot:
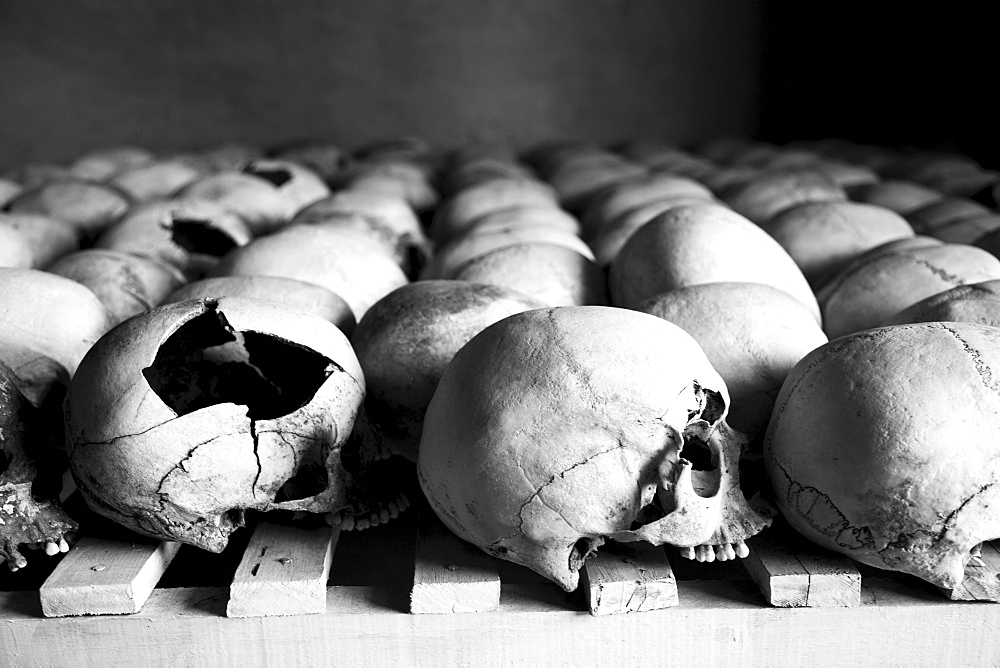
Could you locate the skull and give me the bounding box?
[634,282,828,444]
[65,296,381,551]
[0,212,81,268]
[107,156,211,203]
[0,268,116,406]
[5,177,133,243]
[350,280,546,462]
[94,199,253,281]
[764,322,1000,588]
[417,306,772,591]
[607,201,822,324]
[46,249,187,326]
[179,159,329,236]
[290,189,432,279]
[817,237,1000,339]
[450,242,609,307]
[1,361,76,571]
[68,145,155,181]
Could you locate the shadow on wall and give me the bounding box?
[0,0,764,167]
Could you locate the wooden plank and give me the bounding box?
[743,529,861,607]
[226,521,339,618]
[582,541,678,615]
[942,541,1000,601]
[409,510,501,614]
[38,535,180,617]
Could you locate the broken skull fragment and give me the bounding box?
[65,297,404,552]
[1,360,76,571]
[417,305,772,592]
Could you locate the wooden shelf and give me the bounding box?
[3,496,999,666]
[4,578,999,666]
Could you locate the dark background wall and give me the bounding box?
[0,0,763,169]
[1,1,995,170]
[758,3,999,166]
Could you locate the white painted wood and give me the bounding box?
[226,521,339,618]
[4,578,1000,667]
[38,536,180,617]
[409,511,501,614]
[582,541,678,615]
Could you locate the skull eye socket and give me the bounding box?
[142,303,335,420]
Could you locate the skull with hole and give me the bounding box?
[65,296,398,551]
[418,306,772,591]
[94,199,253,281]
[1,360,76,571]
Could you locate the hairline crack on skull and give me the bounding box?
[416,306,772,592]
[63,296,411,552]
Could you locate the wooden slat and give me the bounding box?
[226,521,339,618]
[942,541,1000,601]
[582,541,678,615]
[409,511,501,614]
[38,535,180,617]
[743,529,861,607]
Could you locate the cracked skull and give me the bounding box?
[417,306,772,591]
[65,296,373,552]
[765,321,1000,588]
[1,360,76,570]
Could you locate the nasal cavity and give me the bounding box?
[142,303,335,420]
[170,217,240,257]
[682,433,722,498]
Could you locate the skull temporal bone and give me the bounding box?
[417,306,771,591]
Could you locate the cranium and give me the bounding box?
[0,226,33,269]
[0,268,115,406]
[0,178,23,208]
[68,145,155,181]
[65,296,396,551]
[94,199,252,281]
[179,158,329,236]
[765,322,1000,588]
[1,361,76,570]
[418,306,772,591]
[46,249,187,326]
[107,156,212,203]
[0,212,81,268]
[5,177,133,243]
[717,165,846,225]
[608,201,821,324]
[450,242,609,307]
[350,280,545,462]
